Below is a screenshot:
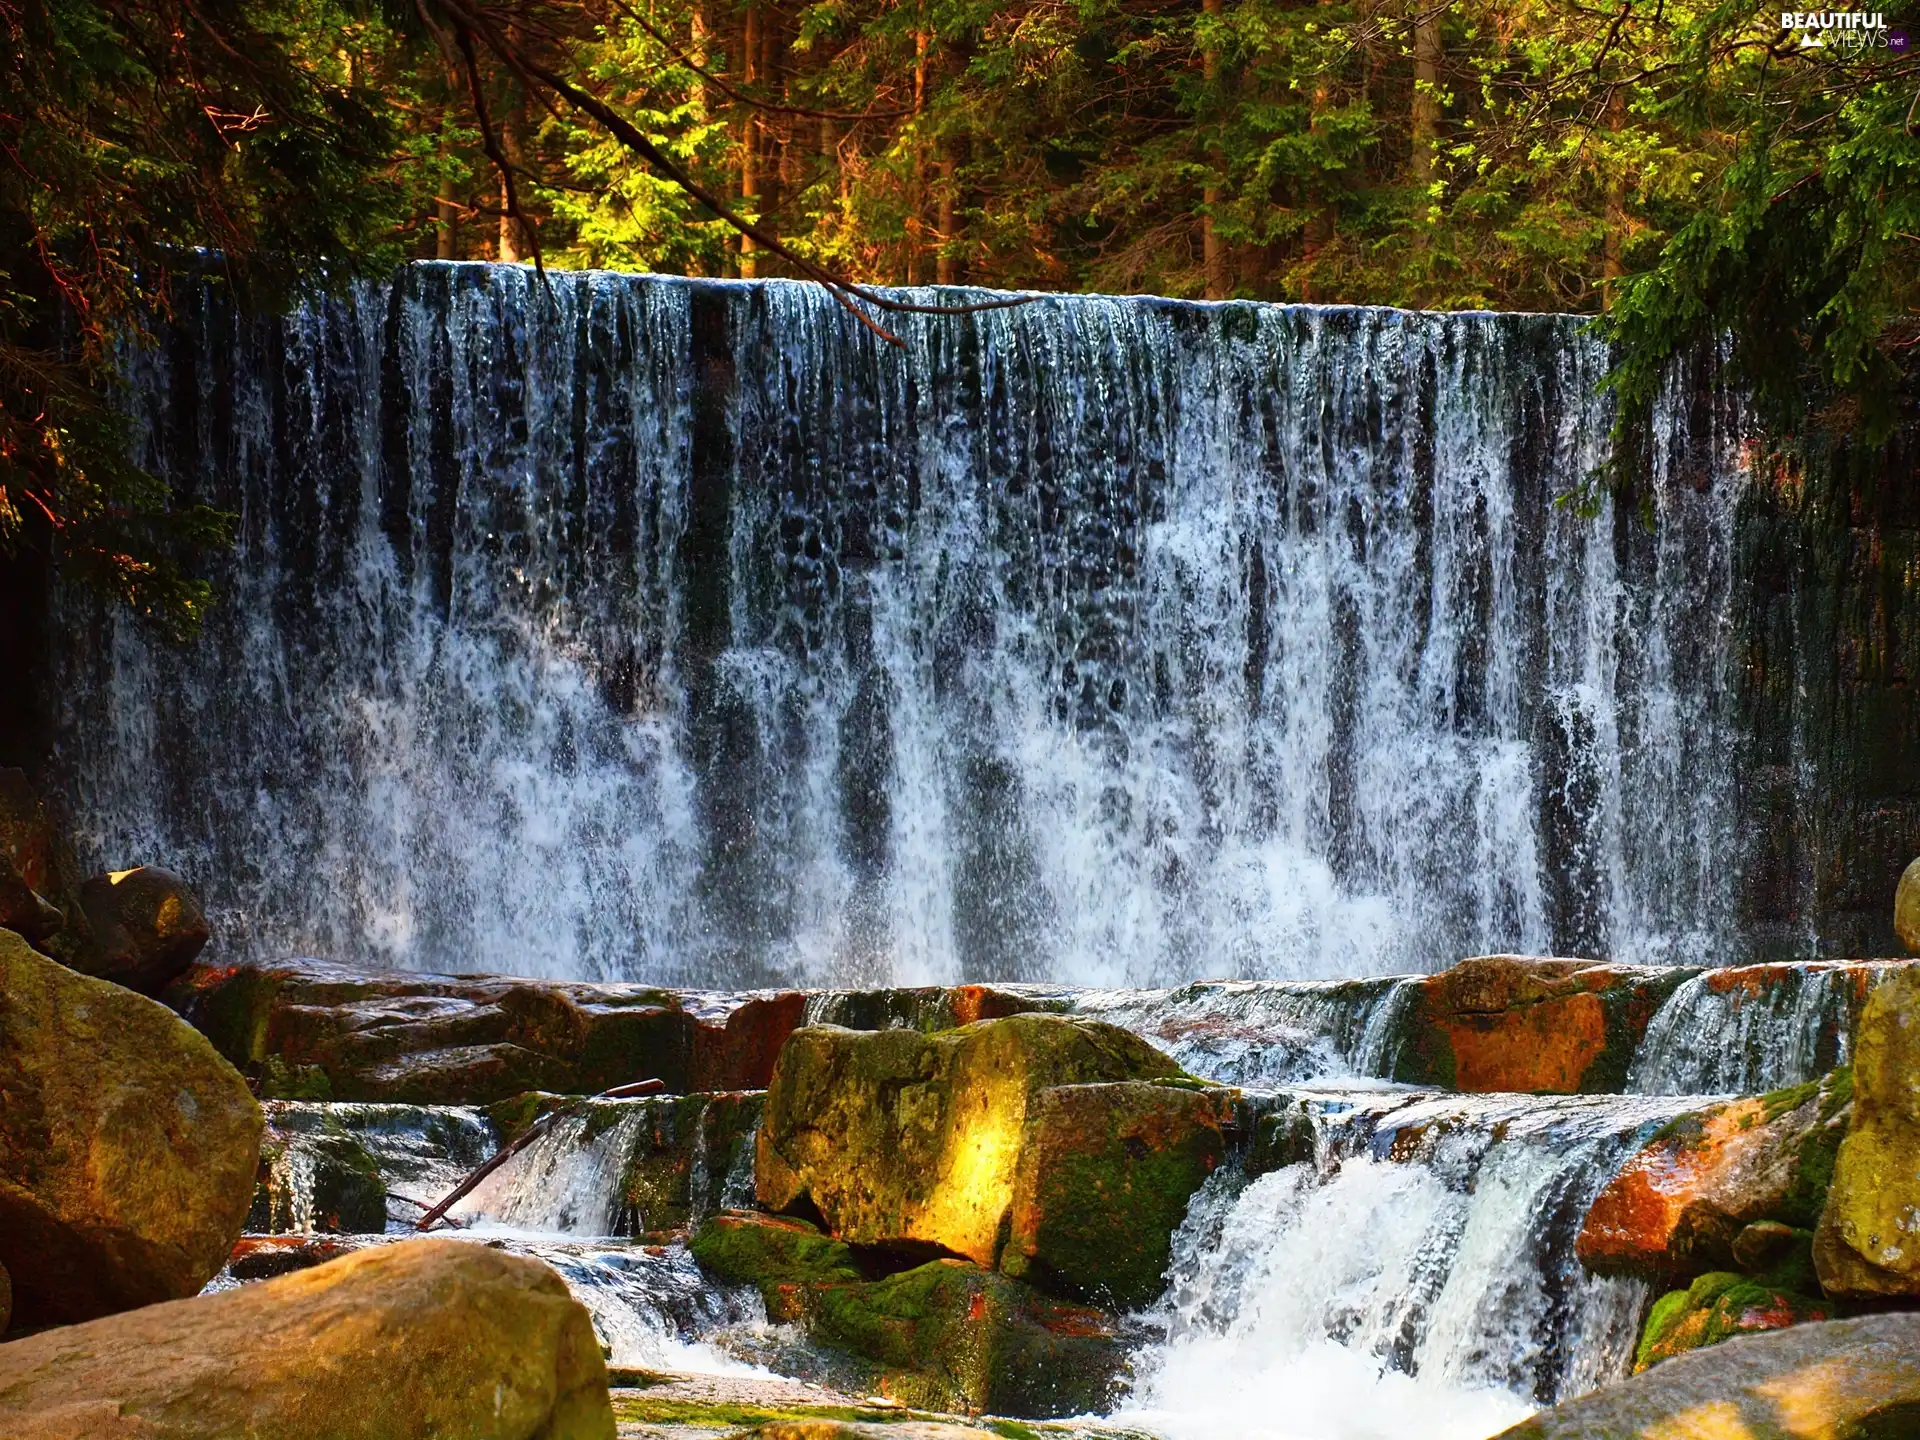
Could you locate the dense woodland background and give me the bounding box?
[0,0,1916,632]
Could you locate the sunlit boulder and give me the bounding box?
[67,866,210,996]
[1494,1313,1920,1439]
[1816,965,1920,1296]
[0,928,260,1329]
[755,1014,1193,1270]
[0,1239,615,1439]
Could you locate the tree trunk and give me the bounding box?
[1410,3,1442,193]
[1201,0,1227,299]
[497,95,526,263]
[1602,89,1627,306]
[740,5,761,278]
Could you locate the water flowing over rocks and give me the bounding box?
[0,928,261,1329]
[1493,1312,1920,1439]
[0,1238,616,1439]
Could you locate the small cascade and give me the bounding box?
[1625,963,1891,1096]
[1123,1087,1695,1438]
[457,1108,645,1235]
[1071,978,1418,1087]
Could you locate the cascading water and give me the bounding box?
[1124,1088,1695,1439]
[53,266,1747,988]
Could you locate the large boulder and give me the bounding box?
[1002,1081,1234,1309]
[1577,1069,1851,1277]
[1897,857,1920,954]
[0,771,73,950]
[1816,966,1920,1296]
[0,928,261,1328]
[166,957,699,1102]
[66,867,209,995]
[1493,1312,1920,1439]
[0,1238,615,1438]
[689,1212,1123,1417]
[755,1015,1189,1268]
[1391,956,1698,1094]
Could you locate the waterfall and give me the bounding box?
[1123,1088,1694,1439]
[1625,962,1892,1095]
[54,266,1746,987]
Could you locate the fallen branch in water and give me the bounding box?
[413,1077,667,1232]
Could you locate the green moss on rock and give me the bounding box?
[1634,1271,1833,1373]
[757,1016,1188,1270]
[1003,1082,1234,1310]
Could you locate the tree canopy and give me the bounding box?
[2,0,1915,631]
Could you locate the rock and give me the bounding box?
[688,991,809,1092]
[688,1213,1125,1417]
[1392,956,1698,1093]
[224,1234,365,1281]
[0,1238,615,1439]
[1002,1081,1235,1309]
[756,1015,1188,1267]
[1816,966,1920,1296]
[690,1211,863,1320]
[0,928,261,1328]
[0,856,63,947]
[1633,1271,1833,1373]
[724,1426,999,1440]
[248,1105,388,1234]
[807,1258,1124,1418]
[807,985,1069,1033]
[67,867,209,995]
[1576,1069,1850,1278]
[1493,1312,1920,1439]
[1898,857,1920,954]
[1730,1219,1805,1273]
[0,1259,10,1338]
[164,956,704,1103]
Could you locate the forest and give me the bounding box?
[0,0,1917,631]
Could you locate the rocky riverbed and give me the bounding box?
[7,776,1920,1437]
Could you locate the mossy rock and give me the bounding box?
[808,1259,1125,1418]
[1634,1270,1835,1373]
[691,1211,862,1320]
[1577,1068,1852,1279]
[757,1015,1188,1269]
[1002,1082,1235,1310]
[1817,967,1920,1296]
[247,1110,386,1235]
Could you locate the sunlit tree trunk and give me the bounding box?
[1410,3,1442,194]
[740,5,761,278]
[498,93,526,263]
[936,137,960,286]
[1602,90,1627,307]
[906,27,930,285]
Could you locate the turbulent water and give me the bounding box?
[55,266,1747,988]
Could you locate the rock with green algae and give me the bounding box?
[719,1426,1002,1440]
[248,1105,387,1235]
[756,1015,1190,1271]
[690,1211,863,1320]
[1388,955,1698,1094]
[0,1238,615,1439]
[1816,965,1920,1296]
[1577,1068,1851,1278]
[688,1213,1126,1418]
[1002,1081,1235,1310]
[1493,1312,1920,1439]
[0,927,261,1329]
[807,1259,1125,1418]
[1632,1270,1833,1374]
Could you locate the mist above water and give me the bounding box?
[58,268,1746,987]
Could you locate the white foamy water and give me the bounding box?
[1120,1087,1691,1440]
[58,271,1747,988]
